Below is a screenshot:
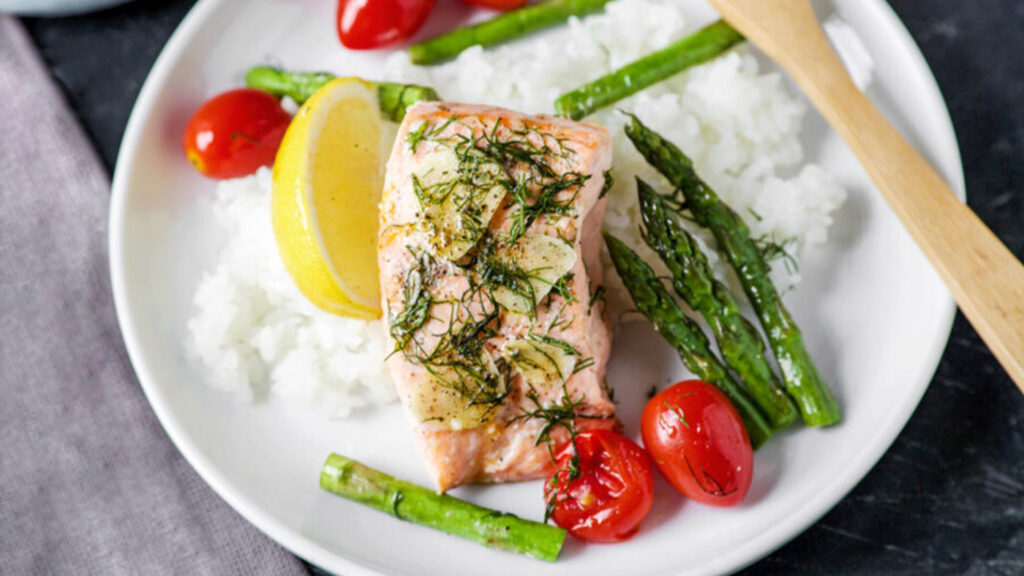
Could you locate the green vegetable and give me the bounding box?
[245,66,439,122]
[375,82,441,123]
[624,115,841,427]
[320,454,566,562]
[408,0,614,65]
[554,20,744,120]
[637,178,798,430]
[604,234,773,448]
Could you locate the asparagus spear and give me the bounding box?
[408,0,613,65]
[604,234,773,448]
[320,454,566,562]
[624,115,841,427]
[245,66,440,122]
[554,20,744,120]
[637,178,798,430]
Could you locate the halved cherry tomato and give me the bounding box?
[460,0,529,9]
[642,379,753,507]
[336,0,437,50]
[544,429,654,542]
[182,88,290,180]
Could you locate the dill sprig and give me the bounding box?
[506,173,589,245]
[528,333,581,357]
[683,455,737,498]
[599,169,614,199]
[754,235,799,275]
[388,250,435,358]
[571,357,596,375]
[547,272,577,306]
[405,115,462,152]
[587,283,606,316]
[514,386,586,457]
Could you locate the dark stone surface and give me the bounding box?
[22,0,1024,573]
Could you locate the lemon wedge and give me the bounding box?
[272,78,390,320]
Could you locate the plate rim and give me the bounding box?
[0,0,134,16]
[108,1,964,574]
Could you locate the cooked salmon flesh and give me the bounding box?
[378,102,616,492]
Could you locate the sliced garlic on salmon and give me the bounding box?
[501,338,578,391]
[412,147,509,261]
[409,352,507,430]
[491,233,578,315]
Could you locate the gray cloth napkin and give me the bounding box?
[0,17,308,575]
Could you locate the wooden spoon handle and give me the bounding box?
[714,0,1024,390]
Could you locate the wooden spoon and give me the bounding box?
[706,0,1024,391]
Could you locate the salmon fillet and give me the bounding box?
[378,102,616,492]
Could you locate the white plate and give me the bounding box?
[0,0,133,16]
[109,1,964,574]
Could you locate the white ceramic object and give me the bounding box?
[109,1,964,574]
[0,0,132,16]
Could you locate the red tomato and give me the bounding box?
[336,0,437,50]
[182,88,290,180]
[544,430,654,543]
[641,380,753,507]
[460,0,529,10]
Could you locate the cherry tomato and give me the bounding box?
[544,430,654,543]
[460,0,529,10]
[641,380,753,507]
[182,88,290,180]
[336,0,437,50]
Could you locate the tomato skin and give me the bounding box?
[460,0,529,10]
[641,380,753,507]
[544,430,654,543]
[336,0,437,50]
[182,88,290,180]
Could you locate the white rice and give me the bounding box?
[186,168,395,417]
[187,0,846,416]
